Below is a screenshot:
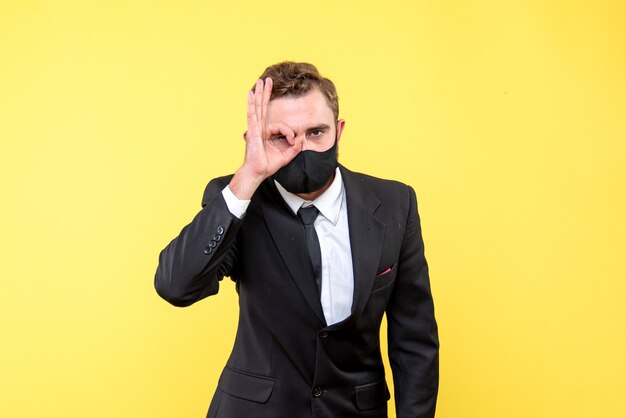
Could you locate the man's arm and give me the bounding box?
[386,186,439,418]
[154,177,241,307]
[154,78,302,307]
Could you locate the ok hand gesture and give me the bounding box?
[229,78,303,199]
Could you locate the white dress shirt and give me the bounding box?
[222,168,354,325]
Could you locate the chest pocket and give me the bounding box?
[370,263,397,293]
[372,263,398,293]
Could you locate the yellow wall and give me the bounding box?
[1,1,625,417]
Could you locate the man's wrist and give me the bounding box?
[229,167,266,200]
[222,185,250,219]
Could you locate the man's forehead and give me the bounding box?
[267,89,334,124]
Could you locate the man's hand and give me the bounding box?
[229,78,303,200]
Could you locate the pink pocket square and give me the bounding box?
[377,266,392,276]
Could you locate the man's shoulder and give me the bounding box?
[340,166,418,222]
[201,174,234,207]
[340,165,413,197]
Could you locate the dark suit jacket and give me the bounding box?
[155,165,439,418]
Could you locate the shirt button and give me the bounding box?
[312,386,322,397]
[319,331,328,339]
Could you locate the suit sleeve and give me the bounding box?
[386,186,439,418]
[154,177,241,307]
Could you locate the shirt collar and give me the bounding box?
[274,167,344,225]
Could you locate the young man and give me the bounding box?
[155,62,439,418]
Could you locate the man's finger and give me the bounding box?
[261,77,272,122]
[290,134,304,151]
[247,90,258,138]
[267,121,295,139]
[254,79,264,126]
[279,134,304,166]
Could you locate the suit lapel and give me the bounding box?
[340,165,386,322]
[260,181,327,327]
[258,168,385,329]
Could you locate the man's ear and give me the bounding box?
[243,131,248,141]
[336,119,346,143]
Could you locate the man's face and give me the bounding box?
[265,88,345,152]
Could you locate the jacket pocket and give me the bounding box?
[217,367,276,404]
[355,379,390,411]
[371,263,397,293]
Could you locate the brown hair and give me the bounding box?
[255,61,339,120]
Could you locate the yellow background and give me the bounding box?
[1,1,625,417]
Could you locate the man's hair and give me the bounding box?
[255,61,339,120]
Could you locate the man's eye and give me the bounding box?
[272,135,287,142]
[309,130,323,137]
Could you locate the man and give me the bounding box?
[155,62,439,418]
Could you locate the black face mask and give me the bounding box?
[273,139,338,194]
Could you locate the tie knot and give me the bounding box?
[297,205,319,225]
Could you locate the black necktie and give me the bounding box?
[297,205,322,296]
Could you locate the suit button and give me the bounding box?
[208,240,217,248]
[203,247,212,255]
[312,386,322,397]
[216,226,224,235]
[319,331,328,339]
[213,233,221,242]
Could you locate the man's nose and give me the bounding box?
[298,134,310,151]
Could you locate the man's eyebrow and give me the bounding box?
[307,124,331,132]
